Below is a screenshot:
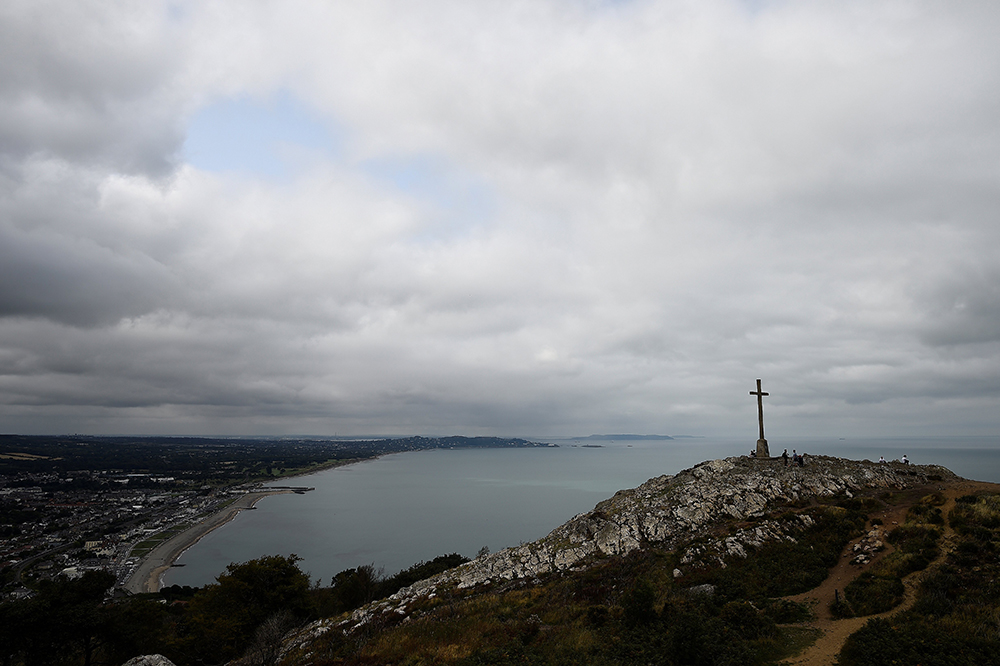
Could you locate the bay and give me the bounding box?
[162,436,999,588]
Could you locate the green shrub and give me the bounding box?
[951,494,1000,533]
[840,616,1000,666]
[841,572,905,616]
[719,601,775,640]
[887,524,940,565]
[621,578,657,627]
[757,598,812,624]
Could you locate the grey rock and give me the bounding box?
[122,656,176,666]
[686,584,716,597]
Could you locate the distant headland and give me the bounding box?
[570,434,675,441]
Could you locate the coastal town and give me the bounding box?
[0,465,267,598]
[0,434,546,599]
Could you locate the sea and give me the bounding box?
[162,436,1000,588]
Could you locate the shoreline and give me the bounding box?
[121,456,382,595]
[123,489,293,594]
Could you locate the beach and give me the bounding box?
[124,490,292,594]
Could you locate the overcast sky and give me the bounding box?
[2,1,999,439]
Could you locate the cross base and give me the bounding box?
[756,439,770,459]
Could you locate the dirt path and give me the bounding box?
[779,479,1000,666]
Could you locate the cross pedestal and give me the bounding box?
[756,438,769,459]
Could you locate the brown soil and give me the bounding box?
[778,478,1000,666]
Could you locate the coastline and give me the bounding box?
[121,456,383,595]
[124,489,293,594]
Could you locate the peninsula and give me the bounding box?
[274,454,1000,666]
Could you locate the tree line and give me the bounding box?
[0,552,468,666]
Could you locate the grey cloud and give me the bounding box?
[0,222,175,326]
[917,267,1000,347]
[2,1,1000,437]
[0,2,184,175]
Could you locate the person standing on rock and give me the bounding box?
[782,449,789,466]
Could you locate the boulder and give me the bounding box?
[122,656,176,666]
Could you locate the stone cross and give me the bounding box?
[750,379,770,458]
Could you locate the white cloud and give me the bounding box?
[1,0,999,437]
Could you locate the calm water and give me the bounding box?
[163,436,1000,588]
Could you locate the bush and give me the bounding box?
[887,524,940,560]
[840,616,1000,666]
[719,601,775,640]
[758,598,812,624]
[180,554,313,664]
[841,572,905,616]
[951,494,1000,532]
[621,578,657,627]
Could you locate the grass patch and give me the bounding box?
[758,598,813,624]
[950,493,1000,532]
[839,492,1000,664]
[772,625,823,662]
[836,572,905,617]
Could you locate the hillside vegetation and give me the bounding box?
[6,455,1000,666]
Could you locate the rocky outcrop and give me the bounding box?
[850,525,888,565]
[293,455,953,640]
[122,656,176,666]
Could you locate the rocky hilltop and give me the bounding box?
[286,454,953,646]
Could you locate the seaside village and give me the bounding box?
[0,467,261,600]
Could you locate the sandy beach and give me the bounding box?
[123,490,292,594]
